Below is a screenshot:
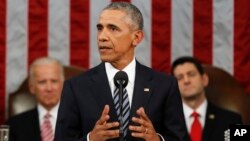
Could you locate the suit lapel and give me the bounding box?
[90,63,118,122]
[124,62,152,140]
[31,108,42,141]
[89,62,152,140]
[89,62,153,122]
[130,62,152,118]
[202,103,216,141]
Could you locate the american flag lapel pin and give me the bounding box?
[144,88,150,92]
[209,114,215,119]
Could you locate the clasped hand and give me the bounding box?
[89,105,160,141]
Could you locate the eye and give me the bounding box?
[188,71,197,77]
[97,27,102,31]
[96,24,103,31]
[37,80,46,85]
[110,26,117,31]
[176,75,184,81]
[108,24,119,32]
[52,79,59,84]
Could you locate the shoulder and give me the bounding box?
[208,102,242,122]
[137,62,176,82]
[7,108,38,125]
[65,63,104,83]
[136,62,179,92]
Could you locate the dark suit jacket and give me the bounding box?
[187,102,242,141]
[6,108,41,141]
[55,62,188,141]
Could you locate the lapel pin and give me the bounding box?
[144,88,150,92]
[209,114,215,119]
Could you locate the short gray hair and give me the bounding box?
[29,57,64,82]
[103,2,144,30]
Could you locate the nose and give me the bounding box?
[45,82,52,91]
[98,29,108,42]
[183,75,190,84]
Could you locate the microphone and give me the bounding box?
[114,71,128,88]
[113,71,128,141]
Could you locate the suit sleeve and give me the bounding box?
[55,80,87,141]
[161,76,189,141]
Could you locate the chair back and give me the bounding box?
[204,65,250,124]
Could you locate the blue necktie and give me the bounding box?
[114,87,130,139]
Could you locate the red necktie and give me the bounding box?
[41,113,54,141]
[190,112,202,141]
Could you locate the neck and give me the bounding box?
[111,57,134,70]
[183,93,206,110]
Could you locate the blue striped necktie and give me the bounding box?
[113,87,130,139]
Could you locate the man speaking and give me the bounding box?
[55,2,187,141]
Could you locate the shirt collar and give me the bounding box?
[38,102,59,121]
[183,99,208,119]
[105,57,136,87]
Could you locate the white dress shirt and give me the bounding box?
[87,58,136,141]
[38,103,59,134]
[182,99,208,133]
[105,57,136,107]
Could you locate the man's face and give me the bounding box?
[97,9,140,67]
[173,62,208,100]
[29,63,64,110]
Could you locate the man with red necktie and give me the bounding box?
[171,56,242,141]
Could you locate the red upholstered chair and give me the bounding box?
[8,65,85,118]
[203,65,250,124]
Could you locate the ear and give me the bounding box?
[202,73,209,87]
[132,30,144,46]
[28,79,36,95]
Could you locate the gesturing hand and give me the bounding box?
[129,107,161,141]
[89,105,120,141]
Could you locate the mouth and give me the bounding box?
[99,46,112,52]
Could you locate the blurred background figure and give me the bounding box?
[6,57,64,141]
[171,56,242,141]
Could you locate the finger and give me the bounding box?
[136,107,150,121]
[129,125,149,138]
[103,129,120,138]
[101,121,119,130]
[129,125,145,133]
[91,121,119,140]
[130,126,152,139]
[132,116,151,128]
[136,108,152,128]
[96,105,110,125]
[131,132,146,138]
[103,105,110,115]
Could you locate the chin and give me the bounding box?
[184,93,199,100]
[100,57,112,63]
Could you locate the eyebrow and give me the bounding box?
[96,23,120,31]
[107,24,119,29]
[96,23,102,28]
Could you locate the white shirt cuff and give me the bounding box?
[157,133,165,141]
[87,132,90,141]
